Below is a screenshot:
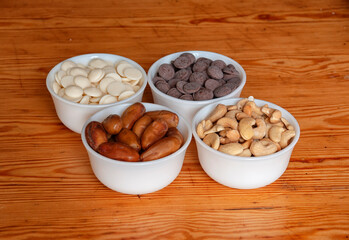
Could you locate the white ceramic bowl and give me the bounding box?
[192,98,300,189]
[81,102,192,195]
[46,53,148,134]
[147,51,246,123]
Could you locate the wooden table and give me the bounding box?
[1,0,348,239]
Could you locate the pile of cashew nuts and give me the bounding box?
[196,97,296,157]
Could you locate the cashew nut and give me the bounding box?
[265,118,285,127]
[203,124,225,135]
[226,129,240,142]
[218,143,244,156]
[253,118,267,139]
[236,112,251,121]
[225,110,241,119]
[196,97,296,157]
[197,119,213,138]
[279,130,296,148]
[275,141,281,151]
[261,105,273,117]
[219,128,228,137]
[219,137,236,144]
[281,117,294,131]
[241,138,253,149]
[251,111,263,119]
[265,122,272,138]
[245,101,263,115]
[250,139,278,157]
[265,117,284,127]
[269,125,286,143]
[220,129,240,143]
[238,148,252,157]
[217,117,238,130]
[238,117,256,140]
[208,104,227,123]
[220,137,233,144]
[243,103,252,116]
[227,105,237,111]
[236,98,249,110]
[270,110,282,123]
[203,133,220,150]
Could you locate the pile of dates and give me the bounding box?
[85,102,184,162]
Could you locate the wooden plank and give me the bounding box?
[0,0,348,239]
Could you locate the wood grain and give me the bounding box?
[0,0,348,239]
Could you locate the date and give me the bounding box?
[132,115,153,138]
[121,102,146,129]
[85,121,108,151]
[140,136,182,161]
[97,142,140,162]
[102,114,123,135]
[145,110,179,128]
[141,118,168,150]
[115,128,141,152]
[85,103,185,162]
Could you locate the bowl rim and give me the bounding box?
[192,97,300,161]
[81,102,193,166]
[46,53,148,108]
[147,50,247,104]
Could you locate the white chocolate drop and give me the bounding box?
[53,82,61,94]
[99,94,118,105]
[69,67,88,77]
[61,75,75,88]
[74,75,91,89]
[61,60,77,71]
[118,90,135,101]
[91,82,99,88]
[55,70,66,85]
[77,63,87,69]
[124,67,142,81]
[88,68,105,83]
[123,83,134,92]
[107,81,126,96]
[99,77,116,93]
[121,77,131,82]
[89,97,101,103]
[54,58,143,105]
[84,87,103,97]
[129,79,140,86]
[79,95,90,104]
[58,88,65,97]
[105,72,122,82]
[63,94,82,102]
[103,66,116,74]
[65,85,83,98]
[89,58,108,68]
[116,61,133,77]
